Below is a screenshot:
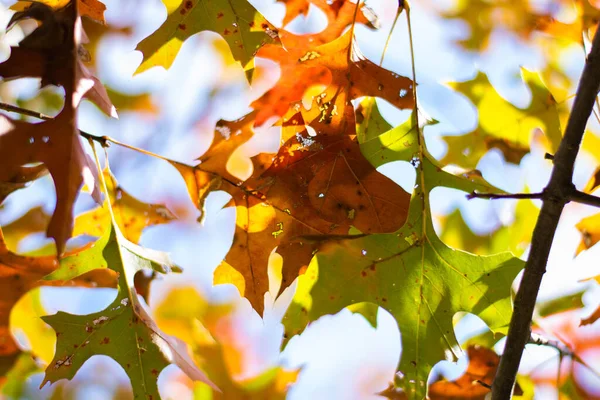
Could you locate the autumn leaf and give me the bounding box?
[41,194,215,397]
[278,0,311,26]
[154,286,298,399]
[428,345,498,400]
[1,207,50,254]
[252,30,415,134]
[13,0,107,24]
[278,0,380,48]
[440,0,556,50]
[135,0,280,80]
[211,128,410,314]
[441,69,562,169]
[72,169,176,244]
[2,3,117,117]
[0,114,101,256]
[283,106,524,399]
[0,165,48,205]
[0,3,118,254]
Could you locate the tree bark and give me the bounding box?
[492,23,600,399]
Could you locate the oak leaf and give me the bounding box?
[0,113,100,256]
[214,129,410,314]
[170,113,410,314]
[428,345,498,400]
[252,30,415,133]
[283,106,523,399]
[278,0,380,48]
[135,0,280,81]
[441,69,561,169]
[0,229,115,361]
[1,3,117,117]
[0,3,115,254]
[41,207,215,397]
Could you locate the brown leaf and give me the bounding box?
[214,130,410,313]
[252,30,414,135]
[1,3,116,117]
[0,165,48,204]
[0,113,100,255]
[428,346,498,400]
[581,305,600,326]
[0,3,107,254]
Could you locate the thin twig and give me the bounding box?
[0,101,110,147]
[467,191,543,200]
[492,22,600,400]
[529,333,573,357]
[569,189,600,208]
[469,188,600,208]
[0,102,52,120]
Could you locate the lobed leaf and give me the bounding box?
[135,0,280,81]
[42,218,214,398]
[283,103,524,399]
[441,69,561,169]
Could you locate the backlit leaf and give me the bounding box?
[252,30,415,133]
[283,108,523,399]
[154,286,298,399]
[441,69,561,169]
[135,0,280,80]
[41,209,215,398]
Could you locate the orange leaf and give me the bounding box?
[212,129,410,313]
[428,346,498,400]
[279,0,379,47]
[252,30,414,134]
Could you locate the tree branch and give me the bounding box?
[569,189,600,208]
[492,22,600,400]
[468,189,600,209]
[467,191,543,200]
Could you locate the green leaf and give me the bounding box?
[441,68,562,169]
[440,198,539,258]
[1,353,41,399]
[283,107,524,399]
[355,97,393,143]
[41,220,215,398]
[135,0,280,80]
[535,290,586,318]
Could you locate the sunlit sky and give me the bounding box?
[2,0,600,398]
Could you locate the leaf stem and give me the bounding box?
[491,21,600,400]
[379,6,403,66]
